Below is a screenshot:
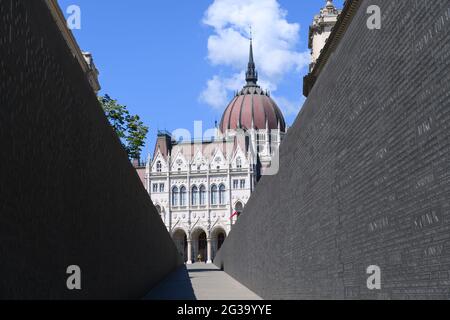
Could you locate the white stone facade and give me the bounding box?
[144,126,284,264]
[143,38,288,264]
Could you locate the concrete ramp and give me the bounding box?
[0,0,182,299]
[145,264,261,300]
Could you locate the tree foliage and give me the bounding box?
[98,94,149,160]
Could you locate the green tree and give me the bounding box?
[126,114,148,160]
[98,94,149,160]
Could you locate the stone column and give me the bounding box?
[207,170,211,226]
[228,167,233,228]
[167,170,171,231]
[187,239,193,265]
[207,238,213,264]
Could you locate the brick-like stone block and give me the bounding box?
[215,0,450,300]
[0,0,182,299]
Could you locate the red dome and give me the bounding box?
[219,40,286,133]
[220,86,286,133]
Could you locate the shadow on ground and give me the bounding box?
[188,268,221,273]
[144,265,196,300]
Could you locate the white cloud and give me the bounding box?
[199,72,244,110]
[199,76,228,110]
[271,94,305,117]
[199,0,310,111]
[199,70,281,110]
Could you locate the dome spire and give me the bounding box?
[245,29,258,87]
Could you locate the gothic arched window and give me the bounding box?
[236,157,242,169]
[199,185,206,205]
[257,133,266,153]
[171,186,179,206]
[192,186,199,206]
[156,161,162,172]
[219,184,226,205]
[180,186,187,206]
[211,185,218,205]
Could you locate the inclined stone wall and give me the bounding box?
[0,0,182,299]
[215,0,450,299]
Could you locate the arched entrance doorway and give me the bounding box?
[172,229,187,262]
[211,227,227,261]
[218,233,225,250]
[192,228,207,263]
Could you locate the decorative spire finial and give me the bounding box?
[245,26,258,87]
[245,29,258,87]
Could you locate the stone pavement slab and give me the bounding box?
[144,263,262,300]
[187,264,262,300]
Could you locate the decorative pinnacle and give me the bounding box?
[245,29,258,87]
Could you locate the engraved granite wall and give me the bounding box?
[0,0,182,299]
[215,0,450,299]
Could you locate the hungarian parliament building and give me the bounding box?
[135,0,340,264]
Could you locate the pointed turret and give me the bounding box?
[326,0,334,8]
[245,38,258,87]
[219,32,286,134]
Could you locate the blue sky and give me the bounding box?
[58,0,344,158]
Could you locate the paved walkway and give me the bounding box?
[144,263,262,300]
